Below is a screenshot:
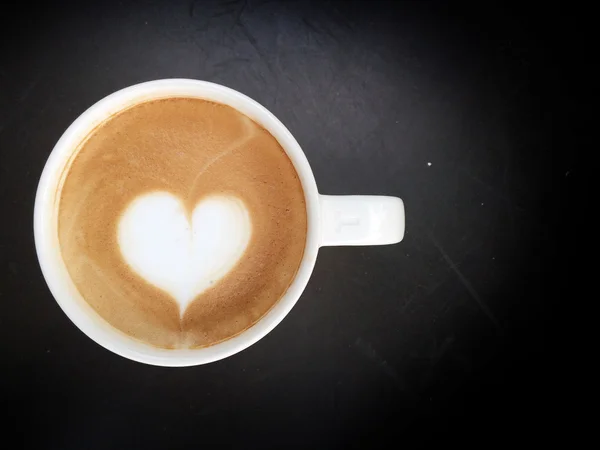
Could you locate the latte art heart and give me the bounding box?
[117,192,251,315]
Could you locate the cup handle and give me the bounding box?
[319,195,405,247]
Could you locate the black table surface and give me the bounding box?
[1,1,575,448]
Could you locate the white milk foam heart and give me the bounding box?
[118,192,251,315]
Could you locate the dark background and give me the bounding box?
[1,0,577,448]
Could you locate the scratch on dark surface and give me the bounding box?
[428,233,503,334]
[330,5,357,34]
[401,277,448,313]
[302,16,319,33]
[306,16,341,45]
[355,338,406,389]
[235,0,275,75]
[233,0,247,26]
[434,335,455,361]
[19,76,41,104]
[501,146,512,190]
[211,57,252,71]
[191,0,240,30]
[425,335,457,369]
[8,262,19,276]
[0,76,41,137]
[458,166,525,212]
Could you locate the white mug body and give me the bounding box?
[34,79,404,366]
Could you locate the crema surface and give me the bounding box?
[58,98,307,348]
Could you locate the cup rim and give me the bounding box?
[33,79,321,366]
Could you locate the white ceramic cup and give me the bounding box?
[34,79,405,366]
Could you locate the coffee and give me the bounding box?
[58,98,307,349]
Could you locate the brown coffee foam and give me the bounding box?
[58,98,307,348]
